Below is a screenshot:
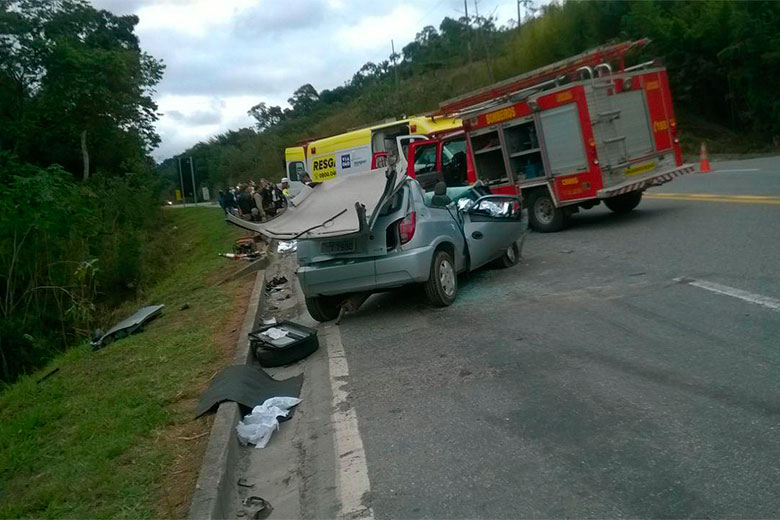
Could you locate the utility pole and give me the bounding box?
[177,156,186,207]
[189,156,197,203]
[464,0,473,65]
[517,0,522,27]
[391,39,399,88]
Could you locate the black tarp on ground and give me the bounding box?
[195,365,303,418]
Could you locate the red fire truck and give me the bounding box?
[405,39,696,232]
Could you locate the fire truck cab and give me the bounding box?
[408,40,696,232]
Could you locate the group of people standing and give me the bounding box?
[218,178,291,222]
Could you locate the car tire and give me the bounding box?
[495,240,521,268]
[424,250,457,307]
[604,191,642,213]
[305,296,342,322]
[527,190,567,232]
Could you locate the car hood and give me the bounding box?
[225,168,404,240]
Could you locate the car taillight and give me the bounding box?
[398,211,416,245]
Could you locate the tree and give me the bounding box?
[0,0,164,179]
[287,83,319,115]
[247,102,284,131]
[0,1,166,382]
[351,61,381,88]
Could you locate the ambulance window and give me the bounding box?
[372,124,410,153]
[414,144,437,174]
[441,137,468,187]
[287,161,303,181]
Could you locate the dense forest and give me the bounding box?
[0,0,165,382]
[158,0,780,197]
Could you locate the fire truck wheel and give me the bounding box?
[305,295,342,322]
[527,190,567,232]
[425,250,457,307]
[605,191,643,213]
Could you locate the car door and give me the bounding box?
[460,195,525,270]
[396,134,429,176]
[407,139,445,191]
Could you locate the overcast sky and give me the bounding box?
[90,0,524,160]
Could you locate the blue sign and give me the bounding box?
[341,154,351,169]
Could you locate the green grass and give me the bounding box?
[0,207,247,518]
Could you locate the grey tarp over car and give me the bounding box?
[225,168,403,239]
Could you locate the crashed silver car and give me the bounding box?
[227,160,526,321]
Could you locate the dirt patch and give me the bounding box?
[213,279,255,360]
[157,412,215,519]
[155,275,256,519]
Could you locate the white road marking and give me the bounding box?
[323,324,374,519]
[676,277,780,312]
[715,168,760,172]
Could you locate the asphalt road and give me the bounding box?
[336,156,780,518]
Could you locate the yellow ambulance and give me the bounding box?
[284,116,461,185]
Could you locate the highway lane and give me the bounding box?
[335,156,780,518]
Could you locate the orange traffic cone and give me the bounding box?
[698,142,711,173]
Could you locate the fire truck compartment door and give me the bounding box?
[612,90,653,157]
[540,105,588,175]
[461,195,525,270]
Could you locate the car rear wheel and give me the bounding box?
[424,250,457,307]
[527,190,567,232]
[605,191,642,213]
[495,240,521,268]
[305,295,342,322]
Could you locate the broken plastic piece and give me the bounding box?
[242,496,273,520]
[91,304,164,350]
[220,251,260,260]
[277,240,297,253]
[263,327,288,341]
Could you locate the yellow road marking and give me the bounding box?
[645,193,780,205]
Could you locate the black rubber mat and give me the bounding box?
[195,364,302,418]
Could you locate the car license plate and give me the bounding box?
[625,161,656,177]
[321,239,355,254]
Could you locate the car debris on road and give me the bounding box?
[91,304,164,350]
[236,396,302,449]
[195,365,302,418]
[249,321,319,367]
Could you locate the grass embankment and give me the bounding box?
[0,207,252,518]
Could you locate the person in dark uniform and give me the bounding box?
[236,184,253,220]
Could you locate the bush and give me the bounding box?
[0,152,166,384]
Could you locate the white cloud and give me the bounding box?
[135,0,255,37]
[89,0,522,160]
[335,4,423,53]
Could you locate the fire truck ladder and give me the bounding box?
[431,39,649,119]
[583,63,628,173]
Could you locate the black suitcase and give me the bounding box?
[249,321,319,367]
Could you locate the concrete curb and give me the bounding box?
[189,263,266,520]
